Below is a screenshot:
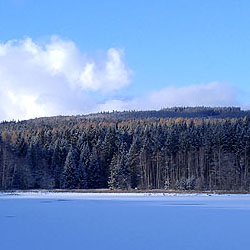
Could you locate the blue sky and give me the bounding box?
[0,0,250,120]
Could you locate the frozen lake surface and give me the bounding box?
[1,192,250,250]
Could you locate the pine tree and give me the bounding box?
[108,154,119,189]
[62,147,79,189]
[78,144,89,189]
[87,146,101,188]
[108,143,130,189]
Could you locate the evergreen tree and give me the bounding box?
[87,146,101,188]
[63,147,79,189]
[0,107,249,191]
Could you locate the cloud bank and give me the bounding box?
[100,82,239,111]
[0,36,242,121]
[0,36,132,120]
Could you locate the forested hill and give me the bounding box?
[83,107,250,120]
[0,107,250,191]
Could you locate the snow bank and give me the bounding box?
[1,191,250,201]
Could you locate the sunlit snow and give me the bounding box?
[0,192,250,250]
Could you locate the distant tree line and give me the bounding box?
[83,106,250,120]
[0,107,250,191]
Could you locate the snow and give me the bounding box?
[0,192,250,250]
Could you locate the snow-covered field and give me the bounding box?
[1,192,250,250]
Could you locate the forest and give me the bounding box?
[0,107,250,191]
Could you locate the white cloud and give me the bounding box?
[0,36,245,121]
[0,36,132,120]
[98,82,239,112]
[79,48,131,92]
[148,82,238,109]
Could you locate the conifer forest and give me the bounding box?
[0,107,250,191]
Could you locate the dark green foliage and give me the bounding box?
[62,147,79,189]
[0,107,250,190]
[108,144,130,189]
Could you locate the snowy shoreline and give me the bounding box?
[1,191,250,200]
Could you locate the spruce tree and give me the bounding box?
[63,147,79,189]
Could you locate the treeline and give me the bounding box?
[0,107,250,191]
[83,106,250,120]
